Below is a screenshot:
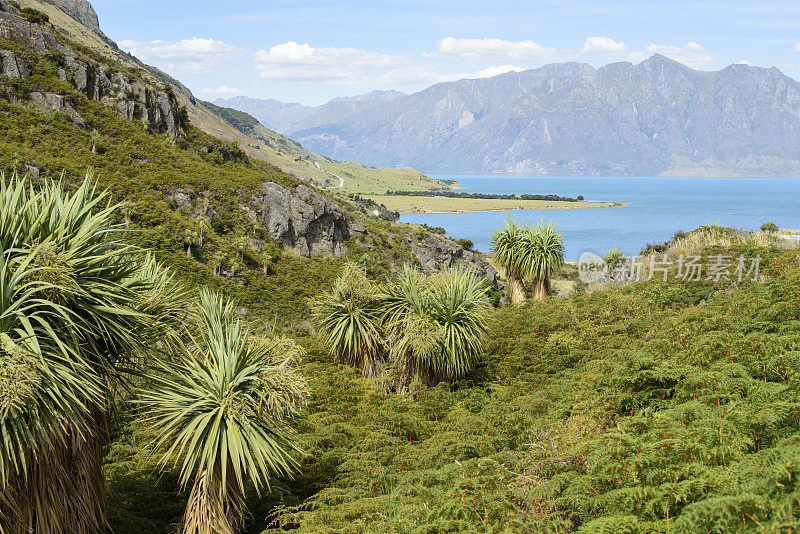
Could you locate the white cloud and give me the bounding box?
[435,37,557,61]
[201,85,244,95]
[625,42,713,68]
[472,65,524,78]
[736,59,754,66]
[377,65,462,85]
[794,43,800,53]
[119,37,245,75]
[582,36,626,54]
[254,41,409,85]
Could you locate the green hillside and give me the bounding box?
[203,101,450,194]
[4,2,800,534]
[98,227,800,533]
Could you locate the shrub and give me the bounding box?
[455,238,474,251]
[20,7,49,24]
[761,221,779,234]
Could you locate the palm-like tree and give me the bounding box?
[520,221,565,300]
[90,128,100,154]
[489,218,527,304]
[0,173,167,532]
[184,228,199,257]
[227,256,242,277]
[197,215,210,247]
[141,290,307,534]
[312,263,384,377]
[120,200,134,229]
[389,268,488,386]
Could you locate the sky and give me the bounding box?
[89,0,800,106]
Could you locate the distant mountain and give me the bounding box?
[215,90,406,136]
[227,56,800,177]
[212,96,311,133]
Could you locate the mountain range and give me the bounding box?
[218,57,800,177]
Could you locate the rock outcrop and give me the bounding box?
[251,183,351,257]
[28,91,83,124]
[0,1,181,135]
[43,0,101,33]
[410,234,504,298]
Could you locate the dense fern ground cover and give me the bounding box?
[102,236,800,533]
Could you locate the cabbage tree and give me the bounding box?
[141,290,307,534]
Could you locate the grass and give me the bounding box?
[366,194,622,213]
[323,162,448,195]
[199,102,450,196]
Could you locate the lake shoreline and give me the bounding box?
[397,175,800,260]
[367,194,623,213]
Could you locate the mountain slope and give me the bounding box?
[16,0,444,193]
[235,57,800,177]
[215,89,406,135]
[0,0,498,301]
[202,100,447,194]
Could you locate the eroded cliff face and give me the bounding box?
[0,1,181,135]
[42,0,100,33]
[250,183,353,257]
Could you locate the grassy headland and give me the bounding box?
[366,194,622,213]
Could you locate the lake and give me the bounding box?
[398,176,800,261]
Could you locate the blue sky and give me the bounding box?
[91,0,800,105]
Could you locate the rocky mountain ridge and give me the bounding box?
[42,0,100,33]
[0,0,182,135]
[215,90,407,136]
[228,56,800,177]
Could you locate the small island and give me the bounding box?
[365,191,623,213]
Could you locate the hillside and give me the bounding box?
[202,100,449,194]
[228,57,800,177]
[14,0,445,194]
[0,0,500,320]
[6,3,800,534]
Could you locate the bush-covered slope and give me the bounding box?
[100,230,800,533]
[0,1,498,323]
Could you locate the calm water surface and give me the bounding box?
[398,176,800,261]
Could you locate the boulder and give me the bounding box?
[254,183,350,257]
[28,91,84,125]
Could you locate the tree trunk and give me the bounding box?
[187,244,192,258]
[1,422,108,534]
[508,277,527,304]
[183,468,246,534]
[532,279,548,301]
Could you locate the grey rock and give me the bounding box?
[166,191,192,209]
[253,182,350,257]
[29,91,84,124]
[0,50,27,77]
[24,165,40,178]
[410,234,504,299]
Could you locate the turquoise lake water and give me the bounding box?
[398,176,800,261]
